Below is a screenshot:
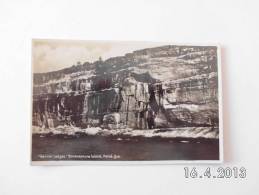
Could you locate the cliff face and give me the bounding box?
[32,45,219,130]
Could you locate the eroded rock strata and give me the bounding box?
[32,45,219,132]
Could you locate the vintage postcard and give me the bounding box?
[31,39,223,164]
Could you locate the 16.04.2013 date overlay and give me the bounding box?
[184,167,246,179]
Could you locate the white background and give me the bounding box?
[0,0,258,194]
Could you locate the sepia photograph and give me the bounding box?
[31,39,223,164]
[3,0,259,194]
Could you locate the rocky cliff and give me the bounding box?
[32,45,219,130]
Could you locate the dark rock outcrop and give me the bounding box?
[32,45,219,130]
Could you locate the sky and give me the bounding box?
[32,39,164,73]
